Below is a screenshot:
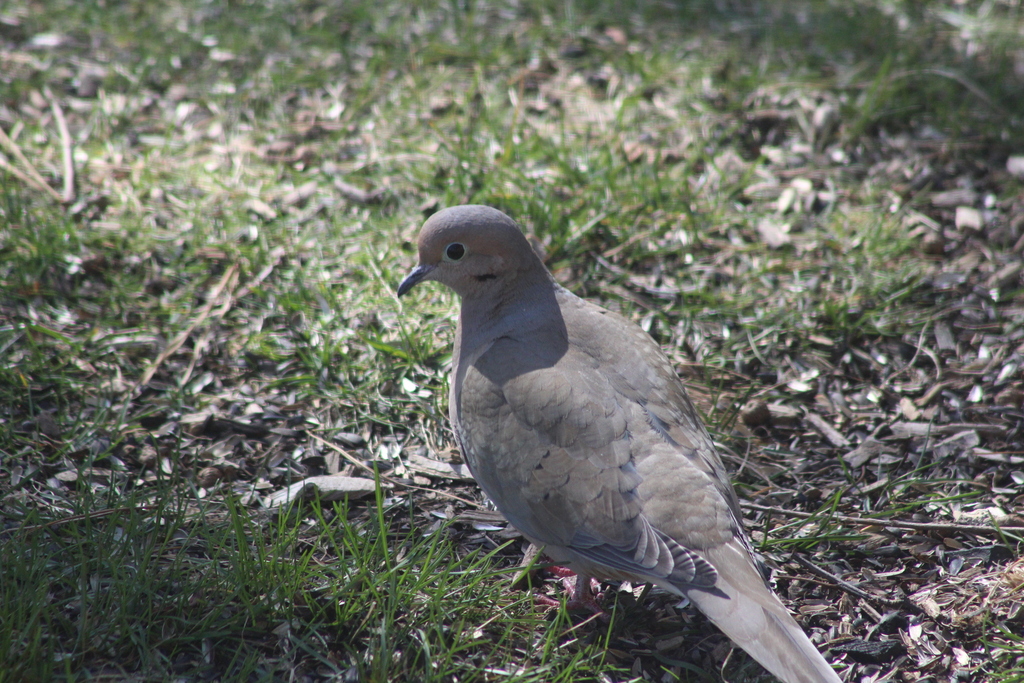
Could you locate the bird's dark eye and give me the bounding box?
[445,243,466,261]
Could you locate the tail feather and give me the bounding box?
[683,542,842,683]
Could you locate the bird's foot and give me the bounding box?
[564,574,606,616]
[534,593,562,608]
[534,567,606,618]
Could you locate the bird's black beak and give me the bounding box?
[397,264,435,297]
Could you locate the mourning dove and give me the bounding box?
[398,205,841,683]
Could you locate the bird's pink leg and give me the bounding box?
[535,566,605,614]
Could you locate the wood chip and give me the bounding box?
[890,421,942,438]
[973,449,1024,465]
[333,432,366,448]
[244,197,278,220]
[264,475,376,507]
[931,188,977,207]
[280,180,318,207]
[995,386,1024,408]
[952,506,1011,525]
[954,206,982,231]
[405,452,475,481]
[455,509,507,525]
[787,379,815,395]
[56,467,126,484]
[889,421,1007,439]
[806,412,850,447]
[1007,155,1024,177]
[932,430,980,459]
[842,437,889,467]
[915,381,951,407]
[766,402,801,427]
[898,396,921,421]
[913,595,942,618]
[934,322,956,351]
[985,261,1022,289]
[325,450,343,474]
[904,209,941,231]
[757,217,791,248]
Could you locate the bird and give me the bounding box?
[397,205,842,683]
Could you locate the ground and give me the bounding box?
[1,1,1023,681]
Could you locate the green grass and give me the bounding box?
[1,481,621,682]
[2,0,1023,680]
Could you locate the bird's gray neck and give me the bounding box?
[457,271,562,350]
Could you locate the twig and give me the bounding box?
[0,123,54,189]
[752,379,793,399]
[232,246,286,301]
[0,156,60,199]
[178,248,282,387]
[0,506,157,538]
[741,500,1024,535]
[309,432,482,508]
[890,68,1006,115]
[333,179,386,205]
[883,322,930,388]
[134,264,238,389]
[178,328,215,391]
[790,554,904,609]
[45,87,75,203]
[0,125,64,202]
[559,609,607,635]
[178,267,239,388]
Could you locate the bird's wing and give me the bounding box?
[454,319,727,590]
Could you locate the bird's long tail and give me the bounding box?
[684,542,842,683]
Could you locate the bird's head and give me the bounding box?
[397,205,544,300]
